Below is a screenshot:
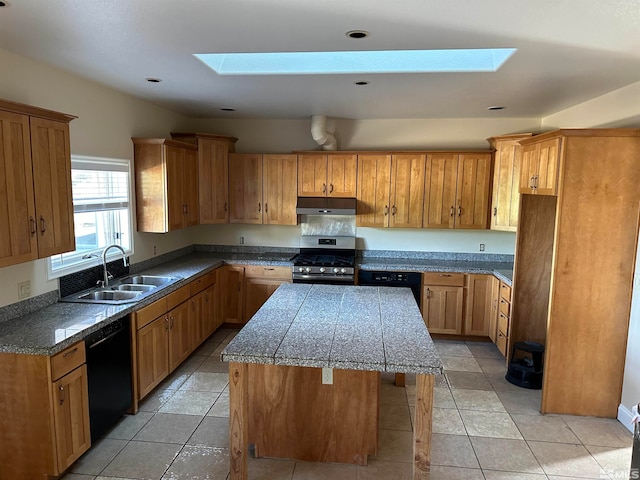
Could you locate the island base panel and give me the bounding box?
[229,362,249,480]
[414,374,435,479]
[247,364,379,465]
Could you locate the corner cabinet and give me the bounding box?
[0,341,90,478]
[132,138,199,232]
[487,134,533,231]
[297,153,357,197]
[0,99,76,268]
[423,153,492,229]
[511,129,640,417]
[170,132,238,224]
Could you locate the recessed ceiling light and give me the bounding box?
[195,48,517,76]
[346,30,370,39]
[220,108,236,112]
[145,77,162,83]
[487,105,505,111]
[354,81,369,86]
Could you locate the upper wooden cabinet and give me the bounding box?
[229,153,297,225]
[170,132,238,224]
[423,153,492,229]
[356,153,425,228]
[132,138,199,232]
[519,137,561,195]
[487,134,533,232]
[297,153,357,197]
[0,100,76,268]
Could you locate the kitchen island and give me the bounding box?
[221,283,443,479]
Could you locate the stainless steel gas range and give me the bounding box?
[291,235,356,285]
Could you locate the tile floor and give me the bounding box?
[61,332,634,480]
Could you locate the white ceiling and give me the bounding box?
[1,0,639,119]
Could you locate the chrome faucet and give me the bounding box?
[101,245,129,287]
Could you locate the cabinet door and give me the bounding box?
[166,145,185,231]
[455,153,492,229]
[422,285,464,335]
[52,365,91,471]
[183,147,199,226]
[519,144,538,194]
[190,292,206,349]
[0,111,38,267]
[168,301,192,372]
[423,154,457,228]
[137,316,170,399]
[198,138,230,224]
[204,282,220,337]
[488,276,500,343]
[327,154,357,197]
[244,277,289,323]
[229,153,263,224]
[464,274,491,336]
[221,265,245,324]
[298,154,328,196]
[356,154,391,227]
[389,154,425,228]
[263,154,297,225]
[490,140,521,232]
[29,117,75,257]
[535,138,561,195]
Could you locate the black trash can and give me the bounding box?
[505,341,545,389]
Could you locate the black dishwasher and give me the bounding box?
[85,317,132,443]
[358,270,422,307]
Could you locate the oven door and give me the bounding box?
[292,273,355,285]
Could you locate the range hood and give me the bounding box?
[296,197,357,215]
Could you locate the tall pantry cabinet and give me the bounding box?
[510,129,640,418]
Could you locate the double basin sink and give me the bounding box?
[61,274,181,305]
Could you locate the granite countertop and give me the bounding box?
[221,283,444,375]
[0,250,513,356]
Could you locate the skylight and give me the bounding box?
[194,49,516,75]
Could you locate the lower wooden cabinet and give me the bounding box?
[496,281,512,356]
[221,265,245,324]
[243,266,292,322]
[464,274,493,336]
[488,276,500,343]
[422,284,465,334]
[0,341,90,478]
[136,316,170,399]
[168,300,192,372]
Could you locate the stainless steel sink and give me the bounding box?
[77,290,141,301]
[117,275,175,287]
[112,284,156,292]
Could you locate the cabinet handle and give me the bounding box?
[329,183,334,193]
[191,299,196,311]
[264,267,275,271]
[258,203,261,213]
[450,206,454,217]
[170,315,174,328]
[59,385,65,405]
[39,215,46,235]
[439,274,452,277]
[457,206,462,217]
[29,216,36,236]
[391,205,397,215]
[62,347,78,358]
[534,175,539,189]
[164,317,170,330]
[426,288,431,298]
[498,332,505,339]
[493,207,497,217]
[224,202,228,212]
[322,183,326,193]
[264,203,268,213]
[384,205,389,216]
[500,313,507,319]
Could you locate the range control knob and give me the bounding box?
[333,267,339,273]
[298,267,304,273]
[340,268,346,274]
[305,267,312,273]
[319,267,326,273]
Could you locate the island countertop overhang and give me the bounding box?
[221,283,443,375]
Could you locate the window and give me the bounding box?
[48,156,133,278]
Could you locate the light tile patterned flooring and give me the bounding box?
[61,332,634,480]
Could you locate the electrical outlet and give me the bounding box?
[322,367,333,385]
[479,243,485,252]
[153,245,157,256]
[18,280,31,300]
[240,236,245,245]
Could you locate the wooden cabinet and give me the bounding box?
[488,134,532,232]
[464,274,493,337]
[423,153,492,229]
[221,265,245,324]
[519,137,561,195]
[487,276,500,343]
[167,300,192,372]
[190,270,220,346]
[512,129,640,417]
[132,138,199,232]
[170,132,238,224]
[229,153,297,225]
[356,153,424,228]
[243,266,292,322]
[136,314,170,399]
[496,281,511,357]
[0,341,90,478]
[421,273,465,335]
[0,100,76,268]
[297,153,357,197]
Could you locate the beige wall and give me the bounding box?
[0,47,194,308]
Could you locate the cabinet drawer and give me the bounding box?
[496,330,508,357]
[189,271,217,296]
[500,282,512,302]
[424,272,465,286]
[135,298,167,330]
[244,265,292,279]
[166,284,191,310]
[50,341,86,381]
[499,298,510,317]
[498,312,510,337]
